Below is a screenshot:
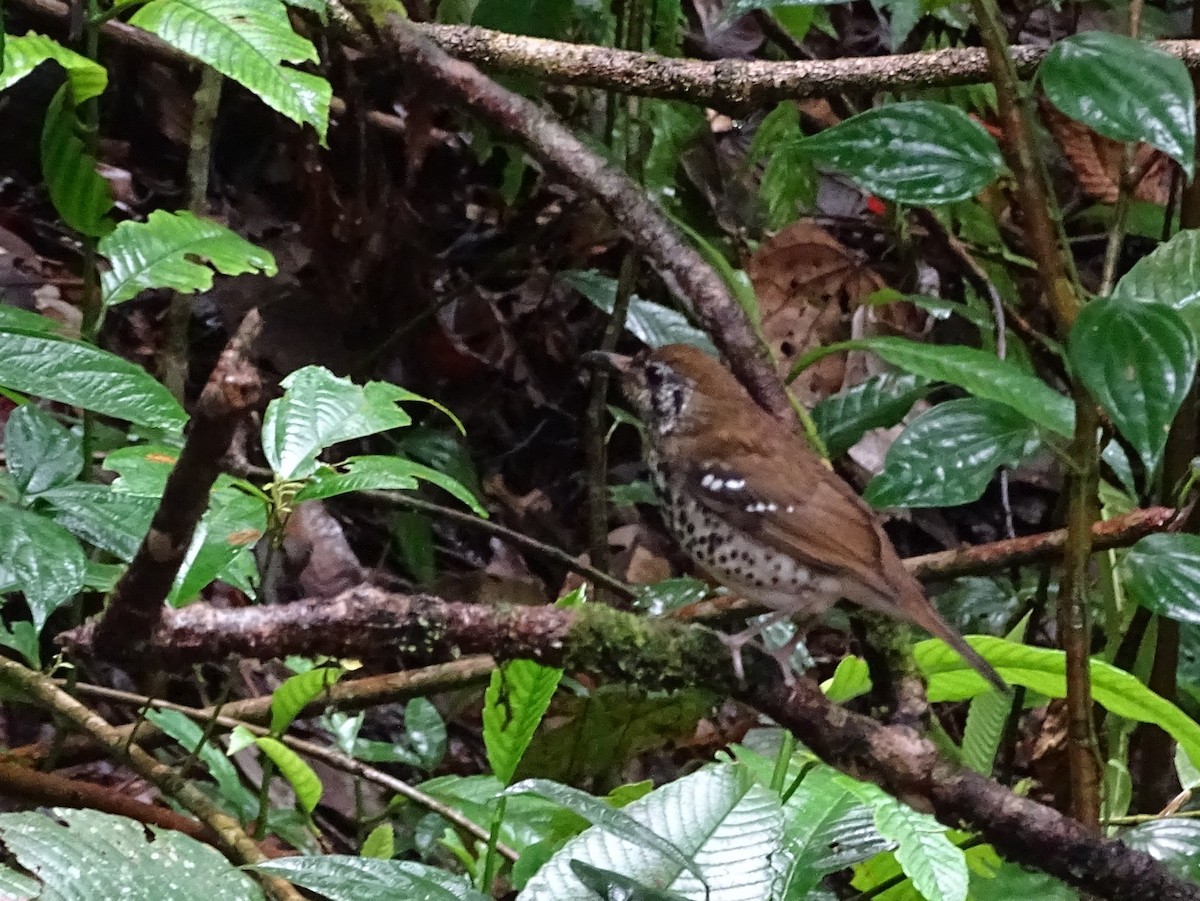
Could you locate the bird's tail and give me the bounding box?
[902,596,1009,694]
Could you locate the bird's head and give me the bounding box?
[582,343,750,438]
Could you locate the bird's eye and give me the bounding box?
[646,362,669,390]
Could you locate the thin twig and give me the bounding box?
[68,683,519,863]
[0,658,303,901]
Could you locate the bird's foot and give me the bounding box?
[719,612,802,687]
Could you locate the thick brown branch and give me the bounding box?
[92,311,263,661]
[55,587,1200,900]
[18,0,1200,110]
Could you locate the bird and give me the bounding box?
[584,343,1008,693]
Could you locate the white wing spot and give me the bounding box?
[711,478,725,490]
[701,473,715,488]
[725,478,746,490]
[786,505,795,513]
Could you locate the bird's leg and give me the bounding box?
[718,611,792,683]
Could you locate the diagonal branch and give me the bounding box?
[92,311,263,661]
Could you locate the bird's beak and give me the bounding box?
[581,350,633,376]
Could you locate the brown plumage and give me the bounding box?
[588,343,1007,692]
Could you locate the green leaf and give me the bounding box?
[270,666,343,734]
[825,635,1200,768]
[1122,819,1200,883]
[262,366,416,480]
[472,0,574,38]
[804,101,1003,205]
[0,620,41,668]
[570,862,691,900]
[1,32,108,101]
[0,809,264,900]
[1068,296,1197,474]
[0,307,61,335]
[865,399,1041,508]
[1113,229,1200,338]
[812,372,935,458]
[510,779,708,889]
[99,210,277,308]
[564,270,717,354]
[484,658,564,785]
[751,102,817,228]
[129,0,331,141]
[254,735,322,813]
[146,709,258,816]
[252,856,487,901]
[41,483,157,560]
[518,765,781,899]
[294,455,487,516]
[821,655,871,703]
[360,824,394,860]
[0,331,187,430]
[103,444,180,495]
[0,505,86,632]
[837,775,968,901]
[1125,534,1200,624]
[1040,32,1195,177]
[4,405,81,497]
[960,681,1011,776]
[793,336,1073,436]
[40,84,112,237]
[167,482,266,605]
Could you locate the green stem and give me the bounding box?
[479,794,508,893]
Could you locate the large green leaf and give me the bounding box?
[250,733,323,813]
[262,367,416,480]
[252,857,488,901]
[270,666,343,734]
[0,505,86,632]
[484,659,564,785]
[41,483,158,561]
[793,337,1074,436]
[836,775,968,901]
[509,779,705,886]
[804,101,1003,205]
[1112,229,1200,337]
[0,809,264,901]
[517,765,783,901]
[865,399,1041,508]
[564,270,717,354]
[4,405,81,497]
[294,455,487,516]
[1,32,108,101]
[40,85,112,238]
[812,373,935,458]
[1040,32,1195,177]
[167,482,266,605]
[1125,534,1200,624]
[1068,296,1196,474]
[0,331,186,430]
[146,709,258,817]
[129,0,331,141]
[99,210,276,308]
[826,636,1200,768]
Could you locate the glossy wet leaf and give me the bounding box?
[865,399,1041,508]
[4,405,81,497]
[812,372,935,458]
[804,101,1003,205]
[1112,229,1200,338]
[1068,295,1196,474]
[0,505,86,632]
[1125,534,1200,625]
[1041,32,1195,177]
